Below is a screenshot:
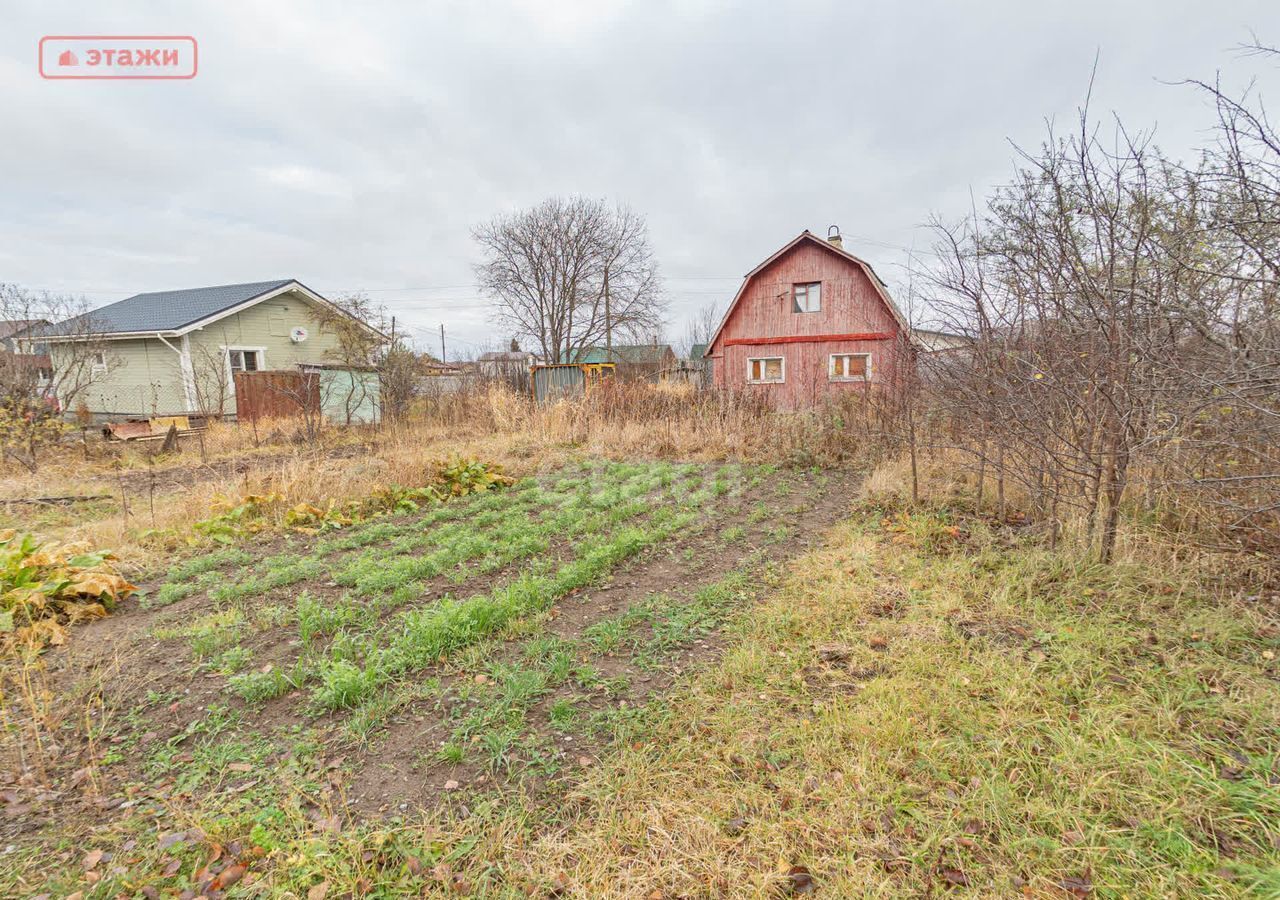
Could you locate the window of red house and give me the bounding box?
[747,356,784,384]
[829,353,870,381]
[793,282,821,313]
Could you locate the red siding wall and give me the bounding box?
[710,239,906,407]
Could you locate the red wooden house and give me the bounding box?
[706,228,912,407]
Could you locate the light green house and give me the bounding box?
[42,279,382,421]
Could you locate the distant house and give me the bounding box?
[0,319,50,354]
[705,229,913,407]
[417,355,463,377]
[476,346,540,393]
[40,279,381,420]
[0,319,54,388]
[681,342,712,388]
[576,343,677,381]
[412,354,470,398]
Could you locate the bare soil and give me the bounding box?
[1,464,862,843]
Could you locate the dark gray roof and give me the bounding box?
[46,279,297,336]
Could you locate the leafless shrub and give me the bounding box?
[916,52,1279,559]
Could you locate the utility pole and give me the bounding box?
[440,324,446,362]
[603,263,612,361]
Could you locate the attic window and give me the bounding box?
[793,282,821,313]
[91,350,108,375]
[228,349,261,373]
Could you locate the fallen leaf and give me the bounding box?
[306,881,329,900]
[1060,874,1093,896]
[214,864,247,890]
[782,865,816,895]
[443,779,461,791]
[939,866,969,887]
[82,849,104,871]
[157,831,188,851]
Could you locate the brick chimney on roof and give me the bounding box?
[827,225,843,250]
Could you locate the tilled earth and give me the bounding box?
[1,459,860,850]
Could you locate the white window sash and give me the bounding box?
[746,356,785,384]
[828,353,871,381]
[222,345,268,383]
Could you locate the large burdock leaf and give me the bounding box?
[1,532,135,653]
[64,602,109,624]
[69,571,135,600]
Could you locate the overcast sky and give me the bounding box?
[2,1,1276,357]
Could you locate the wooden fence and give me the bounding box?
[233,370,320,422]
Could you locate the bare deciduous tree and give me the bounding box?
[679,302,720,359]
[0,284,113,471]
[474,197,666,364]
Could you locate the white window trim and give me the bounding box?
[829,352,872,382]
[223,345,268,385]
[746,355,785,384]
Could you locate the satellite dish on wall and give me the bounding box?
[290,326,309,343]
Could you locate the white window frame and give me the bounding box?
[829,352,872,382]
[223,345,268,383]
[90,349,108,376]
[746,355,785,384]
[793,281,821,313]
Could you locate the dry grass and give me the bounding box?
[7,495,1274,898]
[0,383,884,568]
[491,508,1279,897]
[2,430,1277,897]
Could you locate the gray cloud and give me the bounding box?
[1,0,1276,355]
